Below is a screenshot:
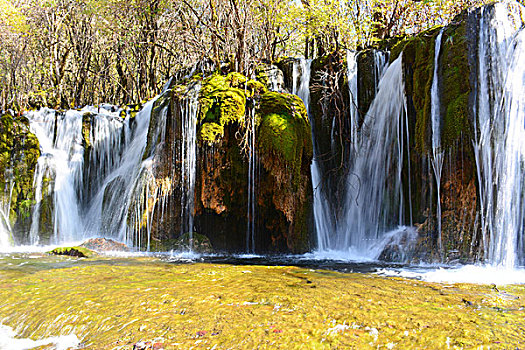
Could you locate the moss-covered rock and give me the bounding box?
[385,12,480,262]
[391,28,441,154]
[258,92,311,170]
[441,18,471,149]
[0,112,40,243]
[198,73,266,145]
[48,246,95,258]
[257,92,313,253]
[140,69,312,254]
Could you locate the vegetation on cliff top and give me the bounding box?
[1,0,494,111]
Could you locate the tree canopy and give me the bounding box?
[0,0,491,110]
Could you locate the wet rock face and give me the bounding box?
[142,73,314,253]
[386,10,480,263]
[0,112,40,243]
[256,64,287,92]
[377,227,418,263]
[308,52,351,220]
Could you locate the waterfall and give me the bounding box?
[86,98,160,247]
[430,29,445,258]
[245,106,258,253]
[179,84,201,242]
[373,51,389,87]
[347,51,359,150]
[27,102,155,246]
[28,108,86,244]
[0,182,13,248]
[306,52,408,257]
[0,209,10,248]
[474,3,525,268]
[292,58,336,251]
[338,55,408,253]
[346,50,388,153]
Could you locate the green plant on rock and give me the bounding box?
[441,21,471,149]
[0,112,40,231]
[198,72,267,145]
[47,246,95,258]
[257,91,312,179]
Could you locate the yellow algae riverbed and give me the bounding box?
[0,255,524,349]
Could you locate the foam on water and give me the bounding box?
[0,324,79,350]
[0,240,86,254]
[377,265,525,285]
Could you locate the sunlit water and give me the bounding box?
[2,242,523,285]
[0,324,79,350]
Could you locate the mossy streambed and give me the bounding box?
[0,254,524,349]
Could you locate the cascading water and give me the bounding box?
[337,55,410,254]
[345,49,388,152]
[346,51,359,151]
[474,3,525,268]
[0,212,10,248]
[245,106,258,253]
[430,29,445,258]
[0,182,13,248]
[28,108,86,244]
[27,102,156,246]
[373,51,389,87]
[179,84,201,242]
[124,83,200,250]
[292,58,336,251]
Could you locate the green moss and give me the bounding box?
[200,122,224,145]
[255,66,270,87]
[391,23,470,153]
[258,92,311,168]
[47,246,95,258]
[0,112,40,235]
[391,28,441,153]
[198,72,267,145]
[441,22,471,149]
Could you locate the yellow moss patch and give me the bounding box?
[0,257,523,349]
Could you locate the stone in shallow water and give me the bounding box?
[48,246,95,258]
[80,238,130,252]
[174,233,214,254]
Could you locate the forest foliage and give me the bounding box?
[0,0,491,110]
